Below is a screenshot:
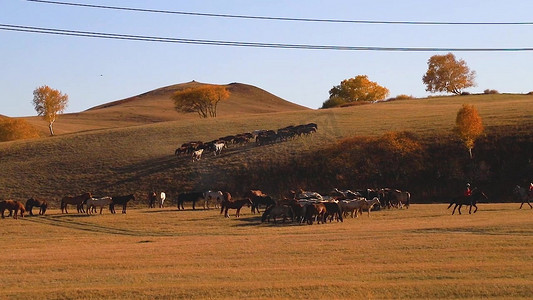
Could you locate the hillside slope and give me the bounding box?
[22,81,309,135]
[1,94,532,206]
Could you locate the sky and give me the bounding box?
[1,0,533,117]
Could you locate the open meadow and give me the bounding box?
[1,203,532,299]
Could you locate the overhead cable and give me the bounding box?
[2,24,532,52]
[26,0,533,26]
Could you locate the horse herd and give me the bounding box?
[1,184,530,221]
[174,123,318,161]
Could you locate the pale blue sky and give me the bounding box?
[2,0,533,117]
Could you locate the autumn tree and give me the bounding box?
[455,104,484,159]
[322,75,389,108]
[172,85,230,118]
[0,118,40,142]
[422,53,476,95]
[32,85,68,136]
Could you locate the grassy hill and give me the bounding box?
[1,91,532,206]
[21,81,309,136]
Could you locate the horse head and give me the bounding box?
[25,198,34,211]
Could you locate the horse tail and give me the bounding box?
[447,200,454,209]
[406,192,411,208]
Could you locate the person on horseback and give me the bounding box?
[529,182,533,197]
[464,183,472,197]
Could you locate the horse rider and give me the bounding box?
[529,182,533,197]
[464,183,472,197]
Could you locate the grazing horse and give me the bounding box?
[292,189,323,201]
[513,185,532,209]
[25,198,48,216]
[86,197,113,215]
[261,205,294,224]
[304,203,327,225]
[148,191,157,208]
[323,201,343,222]
[177,192,204,210]
[388,189,411,209]
[339,198,366,218]
[447,188,488,215]
[244,190,273,213]
[0,200,26,219]
[61,192,92,214]
[360,197,381,217]
[250,195,276,214]
[203,190,224,209]
[110,194,135,214]
[158,192,166,208]
[220,198,253,218]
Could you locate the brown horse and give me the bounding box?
[61,192,92,214]
[148,191,157,208]
[25,198,48,216]
[220,198,253,218]
[0,200,26,219]
[304,203,327,225]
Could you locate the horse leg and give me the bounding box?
[122,203,127,214]
[472,204,478,213]
[224,208,229,218]
[236,208,241,218]
[451,204,457,215]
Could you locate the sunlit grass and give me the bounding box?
[1,204,532,299]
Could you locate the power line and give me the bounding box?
[27,0,533,26]
[2,24,532,52]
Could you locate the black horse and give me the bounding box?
[177,192,204,210]
[110,194,135,214]
[447,188,488,215]
[25,198,48,216]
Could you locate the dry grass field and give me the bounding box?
[1,204,532,299]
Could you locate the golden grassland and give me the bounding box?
[1,203,532,299]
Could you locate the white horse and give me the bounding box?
[213,143,225,156]
[86,196,112,215]
[514,185,532,209]
[338,198,366,218]
[158,192,166,208]
[360,197,381,217]
[203,190,223,209]
[293,189,323,201]
[192,149,204,161]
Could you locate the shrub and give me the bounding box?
[389,94,414,101]
[321,97,347,109]
[0,118,40,142]
[527,91,533,95]
[484,89,499,94]
[461,91,471,95]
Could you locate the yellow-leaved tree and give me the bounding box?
[32,85,69,136]
[172,85,230,118]
[455,104,484,158]
[322,75,389,108]
[422,53,476,95]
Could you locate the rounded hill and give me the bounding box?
[23,81,310,135]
